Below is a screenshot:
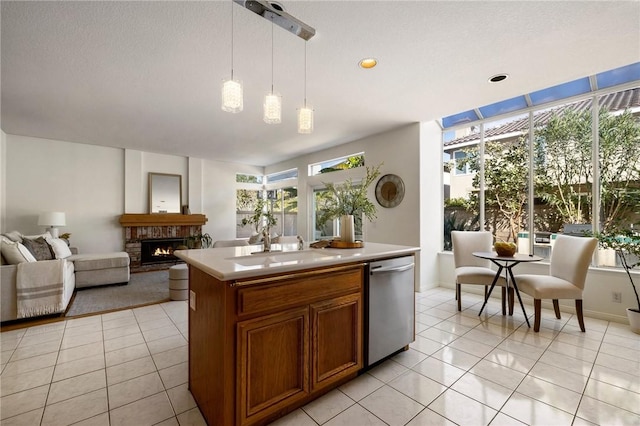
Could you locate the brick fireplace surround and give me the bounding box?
[119,214,208,272]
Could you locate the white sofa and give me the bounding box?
[1,231,130,322]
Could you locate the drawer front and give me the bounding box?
[237,266,363,316]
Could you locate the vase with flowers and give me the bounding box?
[322,164,381,243]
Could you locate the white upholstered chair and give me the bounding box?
[212,239,249,248]
[451,231,508,313]
[514,234,597,332]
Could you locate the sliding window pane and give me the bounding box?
[313,188,335,239]
[482,114,530,250]
[597,87,640,267]
[443,125,480,251]
[271,187,298,236]
[236,189,261,238]
[533,99,594,259]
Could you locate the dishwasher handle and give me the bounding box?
[370,263,415,274]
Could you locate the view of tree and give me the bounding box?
[598,109,640,231]
[319,155,365,174]
[535,108,593,225]
[456,105,640,242]
[458,136,532,242]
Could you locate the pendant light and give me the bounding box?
[264,17,282,124]
[298,41,313,134]
[222,0,243,113]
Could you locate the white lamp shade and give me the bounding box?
[221,79,243,113]
[298,106,314,134]
[38,212,66,227]
[263,93,282,124]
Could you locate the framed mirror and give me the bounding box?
[149,173,182,213]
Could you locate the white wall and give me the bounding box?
[1,134,255,253]
[124,150,189,214]
[419,121,445,291]
[267,124,422,246]
[266,122,444,290]
[1,130,6,232]
[3,135,124,253]
[201,160,263,242]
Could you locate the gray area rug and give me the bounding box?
[65,270,170,317]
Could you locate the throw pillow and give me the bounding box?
[46,237,73,259]
[2,230,23,243]
[1,237,37,264]
[23,231,53,241]
[22,237,54,261]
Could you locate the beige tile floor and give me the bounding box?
[1,287,639,425]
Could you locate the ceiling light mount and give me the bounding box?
[489,73,509,83]
[234,0,315,41]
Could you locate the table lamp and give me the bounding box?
[38,212,66,238]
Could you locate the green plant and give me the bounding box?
[321,164,382,222]
[595,228,640,312]
[185,233,212,249]
[240,199,277,235]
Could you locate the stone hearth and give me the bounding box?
[120,214,208,272]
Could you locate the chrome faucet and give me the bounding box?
[262,229,271,252]
[297,235,304,250]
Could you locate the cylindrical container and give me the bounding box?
[340,215,355,243]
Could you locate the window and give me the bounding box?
[309,153,364,176]
[453,151,470,175]
[236,189,261,238]
[271,187,298,236]
[313,187,336,240]
[443,125,480,250]
[597,89,640,267]
[441,80,640,273]
[267,169,298,183]
[236,173,263,184]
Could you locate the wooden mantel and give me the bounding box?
[119,213,208,227]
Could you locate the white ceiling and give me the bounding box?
[2,1,639,167]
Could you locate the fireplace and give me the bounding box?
[141,238,184,265]
[120,213,207,272]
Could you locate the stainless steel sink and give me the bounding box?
[228,250,334,267]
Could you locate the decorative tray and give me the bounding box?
[309,240,365,249]
[329,240,364,249]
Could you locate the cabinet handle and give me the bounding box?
[370,263,415,274]
[231,263,365,287]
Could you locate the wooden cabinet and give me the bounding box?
[189,263,364,426]
[311,293,361,391]
[237,307,310,425]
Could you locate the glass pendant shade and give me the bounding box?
[221,79,243,113]
[263,93,282,124]
[298,106,313,133]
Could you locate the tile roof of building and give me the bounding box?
[444,88,640,148]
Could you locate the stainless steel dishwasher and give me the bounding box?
[366,255,415,367]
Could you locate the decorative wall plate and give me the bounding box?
[375,174,405,208]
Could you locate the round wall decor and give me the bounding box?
[375,174,405,208]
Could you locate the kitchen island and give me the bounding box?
[175,242,419,426]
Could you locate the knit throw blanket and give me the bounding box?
[16,259,64,318]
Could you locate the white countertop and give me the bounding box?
[174,242,420,281]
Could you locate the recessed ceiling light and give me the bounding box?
[359,58,378,69]
[489,74,509,83]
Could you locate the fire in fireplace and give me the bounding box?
[141,238,184,265]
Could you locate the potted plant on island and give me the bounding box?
[595,227,640,333]
[322,164,381,243]
[240,199,277,252]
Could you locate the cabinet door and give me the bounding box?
[311,293,362,391]
[237,306,310,426]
